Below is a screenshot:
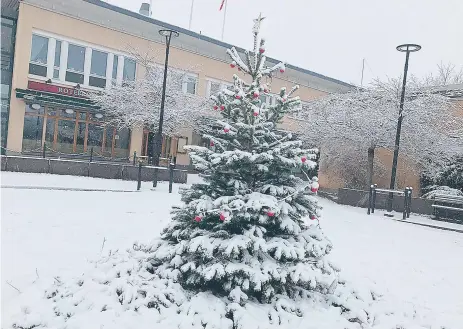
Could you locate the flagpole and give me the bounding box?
[188,0,195,30]
[221,0,227,41]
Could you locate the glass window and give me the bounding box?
[208,81,220,97]
[185,76,197,94]
[65,71,84,84]
[104,126,114,156]
[67,44,85,72]
[22,115,44,151]
[45,117,55,144]
[90,50,107,77]
[114,128,130,158]
[1,24,13,53]
[112,56,118,80]
[89,76,106,88]
[30,35,48,64]
[76,122,86,153]
[56,119,75,153]
[54,41,61,67]
[87,123,104,154]
[123,58,136,81]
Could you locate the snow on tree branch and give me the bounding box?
[293,77,463,187]
[89,52,209,136]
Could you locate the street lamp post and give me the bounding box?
[153,29,179,187]
[386,44,421,213]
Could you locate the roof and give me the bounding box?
[81,0,354,91]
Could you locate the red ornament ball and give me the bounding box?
[194,215,202,222]
[280,68,285,73]
[224,128,230,133]
[210,141,215,147]
[267,211,275,217]
[230,62,236,68]
[253,111,259,117]
[253,92,259,98]
[259,47,265,54]
[213,105,218,110]
[220,105,225,111]
[219,213,226,221]
[310,215,317,220]
[235,95,241,99]
[301,156,307,163]
[311,187,318,193]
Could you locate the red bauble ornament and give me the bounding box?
[259,47,265,54]
[220,105,225,111]
[310,215,317,220]
[230,62,236,68]
[253,92,259,98]
[224,128,230,133]
[235,95,241,99]
[280,68,285,73]
[213,105,218,110]
[311,187,318,193]
[210,141,215,147]
[253,111,259,117]
[301,156,307,163]
[219,213,226,221]
[194,215,202,222]
[267,211,275,217]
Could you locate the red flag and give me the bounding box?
[219,0,226,10]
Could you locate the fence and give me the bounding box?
[0,153,188,184]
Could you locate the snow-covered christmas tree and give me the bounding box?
[149,13,339,310]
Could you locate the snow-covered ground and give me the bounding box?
[2,172,462,327]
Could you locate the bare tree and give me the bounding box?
[89,47,210,137]
[422,62,463,86]
[293,78,463,190]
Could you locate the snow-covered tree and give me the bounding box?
[294,77,463,189]
[89,51,209,136]
[422,62,463,86]
[146,15,355,324]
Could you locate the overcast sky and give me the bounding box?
[108,0,462,86]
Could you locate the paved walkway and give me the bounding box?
[1,185,138,192]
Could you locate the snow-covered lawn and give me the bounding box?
[2,172,462,327]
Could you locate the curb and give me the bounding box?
[1,185,138,193]
[392,218,463,234]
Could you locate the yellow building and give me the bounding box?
[4,0,353,168]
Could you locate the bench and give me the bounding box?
[367,184,413,220]
[432,194,463,220]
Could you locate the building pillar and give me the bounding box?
[129,125,143,161]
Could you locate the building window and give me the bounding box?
[112,55,118,85]
[89,49,107,88]
[29,34,48,77]
[22,105,130,158]
[66,43,85,84]
[206,80,232,97]
[183,75,197,94]
[177,137,188,154]
[123,58,136,82]
[53,40,61,79]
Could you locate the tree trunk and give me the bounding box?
[367,147,375,188]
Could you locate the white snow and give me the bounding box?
[2,172,463,328]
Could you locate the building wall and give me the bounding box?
[7,2,334,166]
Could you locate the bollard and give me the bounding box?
[403,187,408,220]
[133,151,137,166]
[407,187,412,218]
[42,143,46,158]
[137,161,142,191]
[371,184,377,213]
[367,185,373,215]
[169,162,174,193]
[90,147,94,163]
